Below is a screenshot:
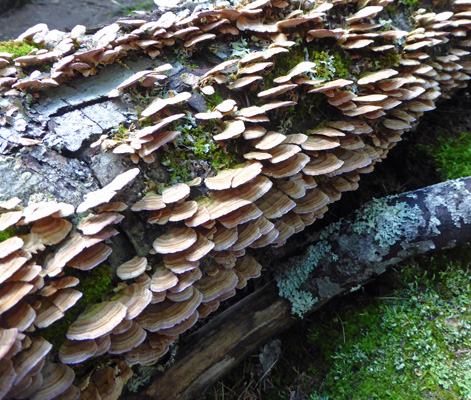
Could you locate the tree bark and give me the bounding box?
[146,176,471,400]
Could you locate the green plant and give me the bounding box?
[398,0,421,12]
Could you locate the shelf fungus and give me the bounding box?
[1,0,471,396]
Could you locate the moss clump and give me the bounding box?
[306,249,471,399]
[399,0,421,11]
[0,40,36,58]
[110,123,130,143]
[308,50,351,81]
[0,226,16,242]
[205,92,224,110]
[160,118,239,183]
[40,264,114,348]
[419,129,471,180]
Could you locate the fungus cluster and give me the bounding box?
[0,170,137,400]
[1,0,471,397]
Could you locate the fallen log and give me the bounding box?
[146,176,471,400]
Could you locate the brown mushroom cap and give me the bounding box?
[195,269,239,302]
[150,266,178,293]
[255,131,286,150]
[112,283,152,320]
[235,256,262,280]
[185,234,215,262]
[169,268,202,294]
[0,236,24,259]
[0,211,22,231]
[0,282,34,314]
[256,189,296,219]
[77,169,139,213]
[263,153,311,178]
[2,302,36,331]
[0,358,16,399]
[0,251,30,285]
[273,61,316,84]
[67,301,127,340]
[13,337,52,386]
[30,363,74,400]
[0,328,18,361]
[109,321,147,354]
[0,197,21,210]
[59,339,98,364]
[136,288,203,331]
[141,92,191,117]
[218,203,263,229]
[30,217,72,246]
[77,212,123,235]
[117,256,148,280]
[50,288,82,313]
[66,243,113,271]
[159,309,198,336]
[293,188,331,214]
[166,285,195,302]
[153,227,198,254]
[214,120,245,141]
[34,300,65,328]
[163,252,199,274]
[162,183,191,204]
[357,69,398,85]
[124,340,169,366]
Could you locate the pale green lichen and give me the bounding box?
[424,180,471,232]
[351,197,423,248]
[277,196,425,317]
[276,241,333,317]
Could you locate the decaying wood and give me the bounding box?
[147,176,471,400]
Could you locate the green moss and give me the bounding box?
[0,40,36,58]
[205,92,224,110]
[311,255,471,399]
[0,226,16,242]
[308,50,351,81]
[399,0,421,11]
[40,264,114,348]
[375,51,400,69]
[160,117,239,184]
[110,123,130,143]
[419,130,471,180]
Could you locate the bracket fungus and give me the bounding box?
[1,0,471,397]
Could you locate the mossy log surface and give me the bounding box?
[147,176,471,400]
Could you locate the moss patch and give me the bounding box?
[0,226,17,242]
[40,264,114,348]
[160,117,239,184]
[313,257,471,399]
[0,40,35,58]
[419,129,471,180]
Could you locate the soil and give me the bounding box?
[0,0,147,41]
